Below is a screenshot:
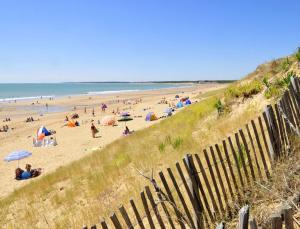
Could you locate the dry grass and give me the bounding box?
[224,136,300,228]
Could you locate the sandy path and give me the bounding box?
[0,84,220,198]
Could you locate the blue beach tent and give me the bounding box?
[176,101,183,108]
[185,99,191,105]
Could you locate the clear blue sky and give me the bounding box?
[0,0,299,83]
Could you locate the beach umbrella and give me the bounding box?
[4,150,32,167]
[118,116,133,127]
[121,112,130,117]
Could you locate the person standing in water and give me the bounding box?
[45,103,48,110]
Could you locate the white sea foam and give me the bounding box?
[87,90,140,95]
[0,95,54,102]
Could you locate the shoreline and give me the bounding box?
[0,83,195,103]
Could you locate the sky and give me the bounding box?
[0,0,299,83]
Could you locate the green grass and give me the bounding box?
[225,79,263,101]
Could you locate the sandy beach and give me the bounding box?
[0,83,222,198]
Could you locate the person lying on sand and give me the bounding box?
[15,164,42,180]
[25,164,42,178]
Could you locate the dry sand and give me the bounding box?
[0,83,221,198]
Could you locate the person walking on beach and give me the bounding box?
[91,123,98,138]
[92,108,95,117]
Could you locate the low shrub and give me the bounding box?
[225,79,263,100]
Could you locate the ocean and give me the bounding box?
[0,82,191,102]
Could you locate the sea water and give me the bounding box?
[0,82,191,102]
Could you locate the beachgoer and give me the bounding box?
[91,123,97,138]
[15,168,24,180]
[46,103,48,110]
[124,126,130,135]
[84,107,87,113]
[92,108,95,117]
[25,164,42,177]
[65,116,69,121]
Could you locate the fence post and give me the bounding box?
[249,218,258,229]
[216,222,225,229]
[281,204,294,229]
[238,205,249,229]
[184,154,204,228]
[270,213,282,229]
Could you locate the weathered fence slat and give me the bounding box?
[119,205,133,228]
[155,183,175,228]
[177,161,204,228]
[283,92,296,127]
[216,222,225,229]
[288,88,300,126]
[145,186,165,229]
[270,213,283,229]
[239,129,256,180]
[279,99,292,136]
[286,90,300,127]
[249,218,258,229]
[228,136,245,187]
[140,191,155,229]
[194,153,220,217]
[159,171,186,228]
[235,133,250,183]
[238,205,249,229]
[183,155,213,222]
[274,103,287,155]
[130,199,145,229]
[281,204,294,229]
[290,82,300,111]
[110,212,122,229]
[222,140,239,194]
[251,120,271,179]
[215,143,235,201]
[100,219,109,229]
[264,105,280,160]
[246,124,263,180]
[167,168,196,229]
[259,115,274,162]
[203,148,225,214]
[209,146,229,207]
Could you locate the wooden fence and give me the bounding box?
[216,203,298,229]
[82,77,300,229]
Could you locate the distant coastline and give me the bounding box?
[64,80,236,84]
